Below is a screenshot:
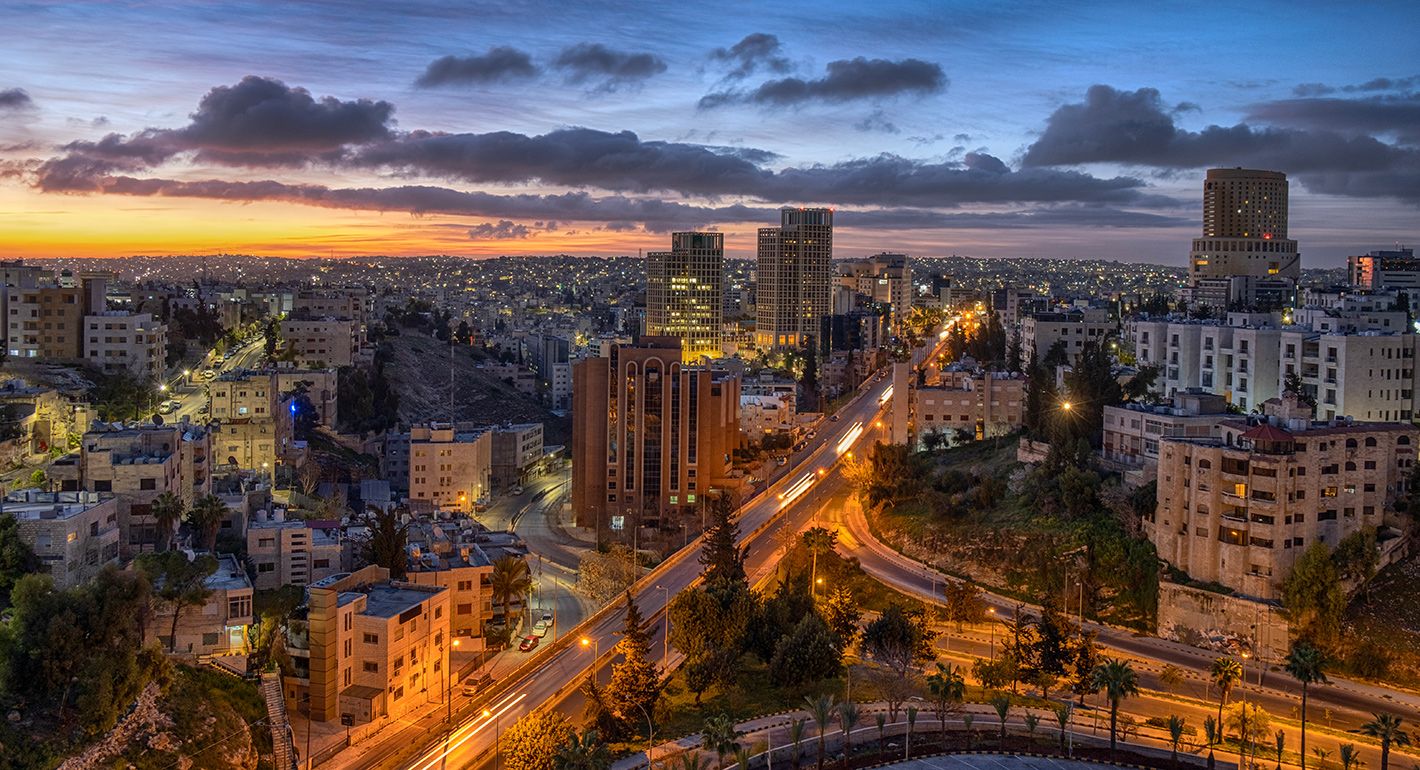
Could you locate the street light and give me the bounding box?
[443,639,461,770]
[987,607,996,658]
[581,635,599,659]
[1060,400,1072,411]
[483,708,502,770]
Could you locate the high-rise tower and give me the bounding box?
[756,207,833,350]
[646,231,724,362]
[1187,168,1300,308]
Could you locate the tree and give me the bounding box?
[820,585,862,650]
[1229,702,1273,770]
[700,494,746,590]
[556,729,611,770]
[1283,542,1346,647]
[1092,657,1139,758]
[1168,715,1187,769]
[1205,717,1220,770]
[1284,371,1318,414]
[669,585,754,702]
[1211,656,1244,741]
[1286,640,1330,770]
[359,504,410,579]
[491,555,533,628]
[605,593,660,735]
[1332,528,1381,600]
[1340,743,1361,770]
[925,663,965,737]
[769,614,842,687]
[0,510,39,610]
[136,551,218,653]
[801,526,837,590]
[804,694,837,770]
[789,718,807,770]
[577,544,640,605]
[861,603,936,678]
[990,695,1011,748]
[940,580,986,630]
[1055,703,1074,753]
[149,491,185,553]
[700,713,742,770]
[183,494,227,552]
[1363,713,1410,770]
[1061,339,1122,448]
[838,701,862,760]
[503,709,575,770]
[1159,663,1185,695]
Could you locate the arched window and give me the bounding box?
[1346,438,1358,449]
[1365,437,1378,447]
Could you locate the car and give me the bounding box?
[541,610,553,623]
[197,404,210,415]
[461,673,494,696]
[518,635,539,652]
[511,485,524,495]
[158,400,179,415]
[531,619,549,638]
[829,414,840,421]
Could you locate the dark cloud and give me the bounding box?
[709,33,791,79]
[838,205,1190,230]
[553,43,666,91]
[468,220,532,239]
[0,88,33,111]
[701,57,946,109]
[1247,93,1420,145]
[853,110,899,134]
[1023,84,1420,204]
[415,47,539,88]
[50,76,394,169]
[1294,76,1420,97]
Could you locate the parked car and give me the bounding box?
[829,414,840,421]
[518,635,539,652]
[461,673,494,696]
[531,619,549,638]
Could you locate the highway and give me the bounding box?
[367,359,902,770]
[164,337,265,423]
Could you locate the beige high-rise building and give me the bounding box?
[756,208,833,351]
[571,337,741,536]
[1187,168,1300,306]
[646,231,724,362]
[1147,395,1417,599]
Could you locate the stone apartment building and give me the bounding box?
[914,369,1027,440]
[394,423,493,513]
[1148,395,1418,600]
[7,490,122,590]
[280,317,359,368]
[283,566,452,726]
[5,269,109,361]
[403,543,496,646]
[1102,390,1232,472]
[148,553,254,658]
[1022,307,1115,365]
[490,422,544,491]
[246,513,343,590]
[50,421,212,556]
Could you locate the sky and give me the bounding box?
[1,0,1418,265]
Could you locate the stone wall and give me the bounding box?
[1157,581,1291,659]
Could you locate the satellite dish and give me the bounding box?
[152,413,165,426]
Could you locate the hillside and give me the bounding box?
[381,330,570,445]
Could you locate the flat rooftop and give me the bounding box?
[360,583,445,619]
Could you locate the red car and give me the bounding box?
[519,635,539,652]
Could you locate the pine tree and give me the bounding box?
[606,592,661,734]
[699,494,746,590]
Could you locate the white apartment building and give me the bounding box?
[408,423,492,513]
[1021,308,1115,364]
[84,311,167,382]
[740,392,796,436]
[1134,311,1419,420]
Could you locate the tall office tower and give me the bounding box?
[571,337,741,538]
[645,231,724,362]
[756,207,833,351]
[1349,247,1420,290]
[1187,168,1300,308]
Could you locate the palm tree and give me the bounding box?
[1211,657,1244,743]
[838,701,861,761]
[990,695,1012,749]
[1159,664,1185,695]
[926,663,965,739]
[1275,729,1287,770]
[1054,702,1074,754]
[789,718,807,770]
[805,694,837,770]
[150,491,184,552]
[556,729,611,770]
[490,554,532,629]
[1204,717,1219,770]
[1286,641,1330,770]
[1168,715,1186,769]
[701,714,742,770]
[1313,747,1333,770]
[1339,743,1361,770]
[677,752,709,770]
[906,706,918,759]
[184,493,227,552]
[1362,713,1410,770]
[1091,657,1140,759]
[875,714,887,760]
[963,714,975,750]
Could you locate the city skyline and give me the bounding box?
[2,1,1418,264]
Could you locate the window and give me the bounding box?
[202,632,220,646]
[363,661,379,673]
[363,632,378,644]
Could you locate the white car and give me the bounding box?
[531,619,550,638]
